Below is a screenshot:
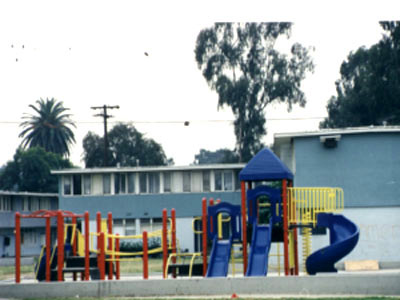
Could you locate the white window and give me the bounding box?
[202,171,210,192]
[30,197,40,211]
[128,173,135,194]
[39,198,51,210]
[125,219,136,236]
[103,174,111,194]
[22,197,30,211]
[0,196,12,211]
[63,176,72,195]
[163,172,171,193]
[83,175,91,195]
[140,218,151,233]
[113,219,124,235]
[149,173,160,194]
[152,218,163,231]
[223,170,233,191]
[183,171,191,192]
[214,171,223,191]
[214,170,234,191]
[21,229,37,245]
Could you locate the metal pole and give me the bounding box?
[143,231,148,280]
[282,179,289,276]
[107,212,113,280]
[15,212,21,283]
[45,216,51,282]
[202,198,208,276]
[241,181,248,275]
[57,210,64,282]
[84,211,90,281]
[162,209,168,279]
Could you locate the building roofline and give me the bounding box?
[0,190,58,197]
[51,163,246,175]
[274,125,400,140]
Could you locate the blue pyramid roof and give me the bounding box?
[239,148,293,181]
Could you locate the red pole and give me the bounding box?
[98,232,105,280]
[143,231,149,280]
[171,208,177,278]
[202,197,208,276]
[45,216,51,282]
[241,181,248,275]
[15,212,21,283]
[162,209,168,279]
[116,234,120,280]
[282,179,289,276]
[57,210,64,282]
[171,209,177,261]
[84,211,90,281]
[107,212,113,280]
[209,198,214,235]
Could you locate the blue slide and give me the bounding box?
[206,236,233,277]
[245,220,273,276]
[306,213,359,275]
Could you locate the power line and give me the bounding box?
[0,116,326,125]
[91,105,120,167]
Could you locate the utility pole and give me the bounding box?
[91,105,120,167]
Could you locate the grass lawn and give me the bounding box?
[0,258,166,280]
[23,297,400,300]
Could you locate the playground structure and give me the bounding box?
[13,148,360,283]
[196,148,360,277]
[14,208,179,283]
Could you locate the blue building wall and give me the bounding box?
[59,191,242,219]
[294,132,400,207]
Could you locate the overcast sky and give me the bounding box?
[0,0,399,167]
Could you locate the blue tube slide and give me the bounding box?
[306,213,359,275]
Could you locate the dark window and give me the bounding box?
[73,175,82,195]
[203,171,210,192]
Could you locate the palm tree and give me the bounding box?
[19,98,76,157]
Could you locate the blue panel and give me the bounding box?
[239,148,293,181]
[294,133,400,207]
[207,202,242,241]
[246,185,282,225]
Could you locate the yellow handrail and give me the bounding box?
[287,187,344,226]
[164,252,201,278]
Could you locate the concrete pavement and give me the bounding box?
[1,270,400,298]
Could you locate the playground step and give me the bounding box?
[65,255,98,268]
[51,267,101,280]
[167,263,203,277]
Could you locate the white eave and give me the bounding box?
[51,163,246,175]
[274,125,400,142]
[0,190,58,197]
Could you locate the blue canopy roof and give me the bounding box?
[239,148,294,181]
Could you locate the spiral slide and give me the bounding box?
[306,213,359,275]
